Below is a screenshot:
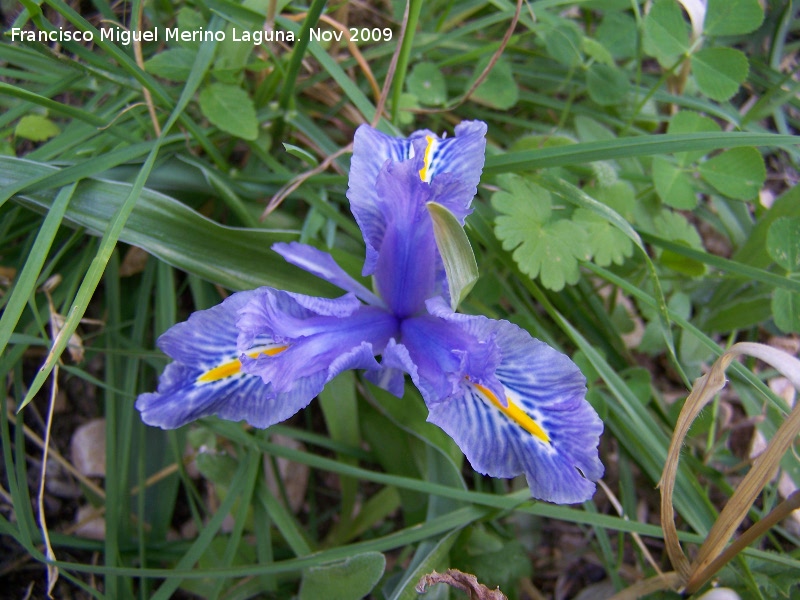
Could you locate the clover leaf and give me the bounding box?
[492,175,589,291]
[573,208,634,267]
[698,147,766,200]
[691,47,749,102]
[652,156,697,209]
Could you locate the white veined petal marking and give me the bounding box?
[197,345,287,383]
[471,381,551,444]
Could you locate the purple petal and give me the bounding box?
[236,289,363,349]
[136,288,400,431]
[366,338,415,397]
[403,299,604,504]
[272,241,383,306]
[400,313,505,407]
[155,289,259,367]
[370,158,441,317]
[136,361,285,429]
[418,120,488,222]
[348,126,416,275]
[347,122,487,275]
[136,289,291,429]
[238,290,399,396]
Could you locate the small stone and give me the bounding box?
[71,419,106,478]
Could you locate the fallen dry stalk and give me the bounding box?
[686,490,800,594]
[658,342,800,595]
[417,569,507,599]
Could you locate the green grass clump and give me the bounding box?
[2,1,800,598]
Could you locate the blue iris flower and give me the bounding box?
[136,121,604,504]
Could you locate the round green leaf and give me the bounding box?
[582,38,615,66]
[586,63,631,106]
[406,62,447,106]
[594,180,636,222]
[396,92,420,126]
[691,47,749,102]
[772,288,800,334]
[766,217,800,272]
[299,552,386,600]
[492,175,590,291]
[454,537,533,594]
[653,210,703,248]
[667,111,721,166]
[643,0,690,65]
[470,57,518,110]
[573,208,634,267]
[175,7,206,49]
[698,147,765,200]
[198,83,258,141]
[704,0,764,36]
[15,115,60,142]
[145,48,195,82]
[652,156,697,209]
[545,24,583,68]
[596,11,638,59]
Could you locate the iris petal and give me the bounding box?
[272,241,383,307]
[236,289,363,349]
[348,122,487,275]
[135,289,293,429]
[422,120,488,222]
[137,289,400,430]
[371,158,440,317]
[237,289,399,395]
[348,126,418,276]
[367,338,417,397]
[405,298,604,504]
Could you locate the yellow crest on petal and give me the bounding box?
[418,135,438,182]
[197,346,287,383]
[472,382,551,444]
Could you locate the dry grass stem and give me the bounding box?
[102,10,161,137]
[659,342,800,594]
[597,479,663,576]
[608,571,682,600]
[38,289,64,597]
[371,0,409,127]
[6,408,106,500]
[686,490,800,594]
[284,12,382,101]
[262,144,352,216]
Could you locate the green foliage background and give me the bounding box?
[2,0,800,598]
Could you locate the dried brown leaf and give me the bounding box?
[658,342,800,594]
[0,265,16,286]
[119,245,150,276]
[416,569,507,599]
